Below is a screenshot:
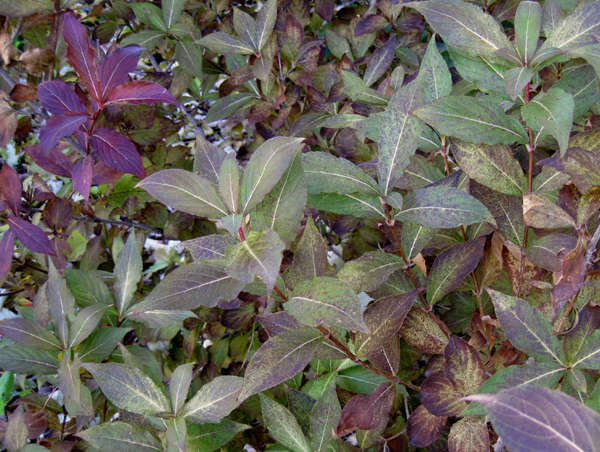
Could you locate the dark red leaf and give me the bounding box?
[49,237,71,271]
[335,381,395,437]
[72,155,93,201]
[39,113,89,151]
[98,45,143,98]
[7,216,55,255]
[0,229,15,277]
[37,80,86,115]
[90,128,145,178]
[105,81,179,108]
[406,404,447,448]
[0,164,22,215]
[10,82,38,102]
[62,12,102,101]
[24,145,73,178]
[43,197,73,230]
[91,160,123,185]
[315,0,335,22]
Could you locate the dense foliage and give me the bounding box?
[2,0,600,450]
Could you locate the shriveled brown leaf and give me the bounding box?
[20,48,55,75]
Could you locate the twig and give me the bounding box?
[362,429,406,451]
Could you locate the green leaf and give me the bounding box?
[0,318,62,351]
[487,289,565,365]
[218,152,240,214]
[401,222,438,260]
[83,363,170,415]
[233,7,257,52]
[176,39,203,79]
[77,421,163,452]
[0,0,52,17]
[187,419,250,452]
[77,327,131,363]
[309,379,341,452]
[225,228,285,295]
[0,345,58,374]
[130,261,245,313]
[46,261,75,348]
[326,29,353,60]
[307,192,387,219]
[170,363,193,414]
[542,1,600,51]
[363,34,395,87]
[193,135,227,186]
[286,277,369,333]
[286,217,334,288]
[337,251,403,293]
[420,35,452,103]
[554,64,599,120]
[377,77,425,195]
[521,87,574,155]
[130,3,166,29]
[467,386,600,452]
[254,0,277,52]
[341,71,388,105]
[64,269,111,307]
[162,0,186,28]
[239,328,322,402]
[354,290,422,358]
[395,186,495,228]
[411,96,528,145]
[68,304,110,348]
[571,330,600,370]
[451,139,527,195]
[114,232,142,316]
[240,137,304,213]
[260,394,311,452]
[183,234,236,262]
[137,169,229,217]
[503,67,534,101]
[121,30,165,49]
[205,92,256,124]
[427,237,486,306]
[198,32,255,55]
[251,152,307,246]
[182,376,243,423]
[448,47,510,94]
[515,1,542,63]
[410,0,510,57]
[286,388,315,435]
[302,152,379,195]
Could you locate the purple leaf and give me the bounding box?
[92,160,123,185]
[98,45,143,98]
[0,164,22,215]
[0,229,15,277]
[24,145,73,178]
[91,128,146,178]
[39,113,89,151]
[72,155,93,201]
[37,80,87,115]
[7,216,55,255]
[62,12,102,101]
[105,81,179,107]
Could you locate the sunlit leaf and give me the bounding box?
[182,376,243,423]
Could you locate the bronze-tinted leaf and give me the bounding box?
[354,289,422,358]
[0,163,22,216]
[427,237,486,306]
[366,336,400,374]
[0,90,17,147]
[525,233,577,272]
[551,236,587,307]
[398,307,449,354]
[335,381,395,437]
[406,404,447,448]
[420,371,467,417]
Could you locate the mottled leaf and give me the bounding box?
[395,186,495,228]
[310,379,341,451]
[0,345,59,374]
[68,304,110,348]
[182,376,243,423]
[523,193,576,229]
[542,1,600,51]
[448,416,490,452]
[183,234,236,262]
[0,317,62,351]
[337,251,403,294]
[113,232,142,315]
[412,96,528,145]
[406,404,447,448]
[260,394,311,452]
[83,363,169,415]
[336,382,395,437]
[420,35,452,103]
[77,421,162,452]
[286,277,368,333]
[398,307,449,354]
